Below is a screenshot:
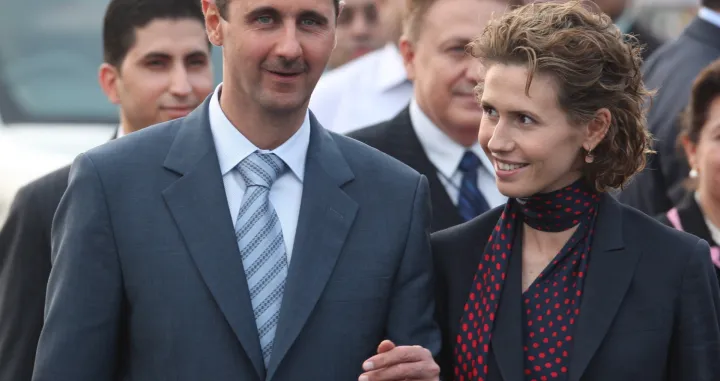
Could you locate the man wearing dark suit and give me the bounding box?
[349,0,510,232]
[618,1,720,216]
[0,1,215,379]
[31,0,441,380]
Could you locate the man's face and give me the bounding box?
[205,0,336,115]
[100,18,214,133]
[403,0,509,147]
[327,0,384,69]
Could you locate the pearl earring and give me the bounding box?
[585,149,594,164]
[689,168,698,178]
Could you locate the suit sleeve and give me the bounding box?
[32,154,123,381]
[385,175,442,356]
[668,239,720,381]
[0,186,52,381]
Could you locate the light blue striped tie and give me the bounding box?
[235,151,288,368]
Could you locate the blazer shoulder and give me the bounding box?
[82,119,180,169]
[346,119,395,146]
[331,132,421,184]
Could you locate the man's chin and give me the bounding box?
[160,107,197,120]
[257,92,310,115]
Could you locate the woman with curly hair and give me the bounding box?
[430,2,720,381]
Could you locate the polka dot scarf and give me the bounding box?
[454,179,600,381]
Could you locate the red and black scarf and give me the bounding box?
[454,179,600,381]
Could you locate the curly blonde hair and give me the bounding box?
[470,1,654,192]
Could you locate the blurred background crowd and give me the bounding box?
[0,0,703,224]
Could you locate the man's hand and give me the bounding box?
[359,340,440,381]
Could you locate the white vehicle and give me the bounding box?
[0,0,222,225]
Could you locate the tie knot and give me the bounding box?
[237,152,286,189]
[458,151,481,173]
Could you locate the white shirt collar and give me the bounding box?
[408,98,494,179]
[209,83,310,181]
[698,7,720,28]
[375,43,410,93]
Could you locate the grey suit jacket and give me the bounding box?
[32,97,440,381]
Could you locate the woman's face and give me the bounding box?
[478,63,609,198]
[684,96,720,206]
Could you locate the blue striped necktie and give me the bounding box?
[457,151,490,221]
[235,151,288,368]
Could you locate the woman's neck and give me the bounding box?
[522,223,579,260]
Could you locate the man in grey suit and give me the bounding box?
[31,0,440,380]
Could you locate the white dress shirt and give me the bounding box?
[209,84,310,261]
[309,43,413,134]
[409,98,506,208]
[699,6,720,28]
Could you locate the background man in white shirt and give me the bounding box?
[309,0,412,133]
[349,0,516,232]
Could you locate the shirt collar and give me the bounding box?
[375,43,410,93]
[698,7,720,29]
[408,98,494,179]
[209,83,310,181]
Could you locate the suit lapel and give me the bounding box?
[266,116,358,381]
[383,108,462,231]
[568,196,640,381]
[161,98,266,380]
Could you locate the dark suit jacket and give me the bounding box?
[618,17,720,216]
[656,192,720,282]
[433,195,720,381]
[31,97,440,381]
[0,130,116,381]
[628,21,663,62]
[348,107,464,232]
[0,167,69,381]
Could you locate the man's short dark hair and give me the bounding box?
[215,0,340,19]
[702,0,720,9]
[103,0,208,68]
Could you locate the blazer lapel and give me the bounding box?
[161,98,266,380]
[266,115,358,381]
[568,196,641,381]
[383,109,463,231]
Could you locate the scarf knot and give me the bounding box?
[518,182,600,232]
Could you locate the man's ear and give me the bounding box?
[98,63,121,105]
[399,36,417,81]
[202,0,224,46]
